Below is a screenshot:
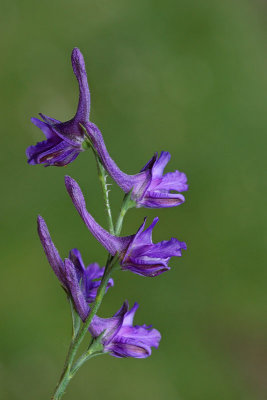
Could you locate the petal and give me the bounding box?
[135,217,159,246]
[81,265,114,304]
[151,151,171,178]
[40,113,61,124]
[37,216,66,286]
[106,339,152,358]
[82,277,113,304]
[83,285,99,303]
[26,136,61,165]
[122,302,139,326]
[64,258,89,321]
[136,238,187,258]
[118,325,161,349]
[44,145,80,166]
[124,217,158,254]
[139,153,158,172]
[31,117,57,139]
[140,192,185,208]
[89,301,128,344]
[122,257,170,277]
[27,138,80,167]
[154,170,189,192]
[121,218,154,265]
[122,218,147,262]
[130,171,152,203]
[84,263,104,280]
[69,248,86,282]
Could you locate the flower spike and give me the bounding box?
[29,46,189,396]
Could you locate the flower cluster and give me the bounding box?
[28,47,188,385]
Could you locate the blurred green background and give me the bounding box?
[0,0,266,399]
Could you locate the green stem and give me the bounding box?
[70,350,103,378]
[51,340,75,400]
[115,207,126,236]
[70,333,105,378]
[115,191,136,235]
[95,156,115,235]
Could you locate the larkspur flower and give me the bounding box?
[90,301,161,358]
[85,121,188,208]
[65,176,186,277]
[37,216,113,320]
[26,48,91,166]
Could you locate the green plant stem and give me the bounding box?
[70,337,104,378]
[115,191,136,235]
[96,156,114,235]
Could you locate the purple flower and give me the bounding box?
[37,216,113,320]
[65,176,186,277]
[27,48,91,166]
[85,121,188,208]
[90,301,161,358]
